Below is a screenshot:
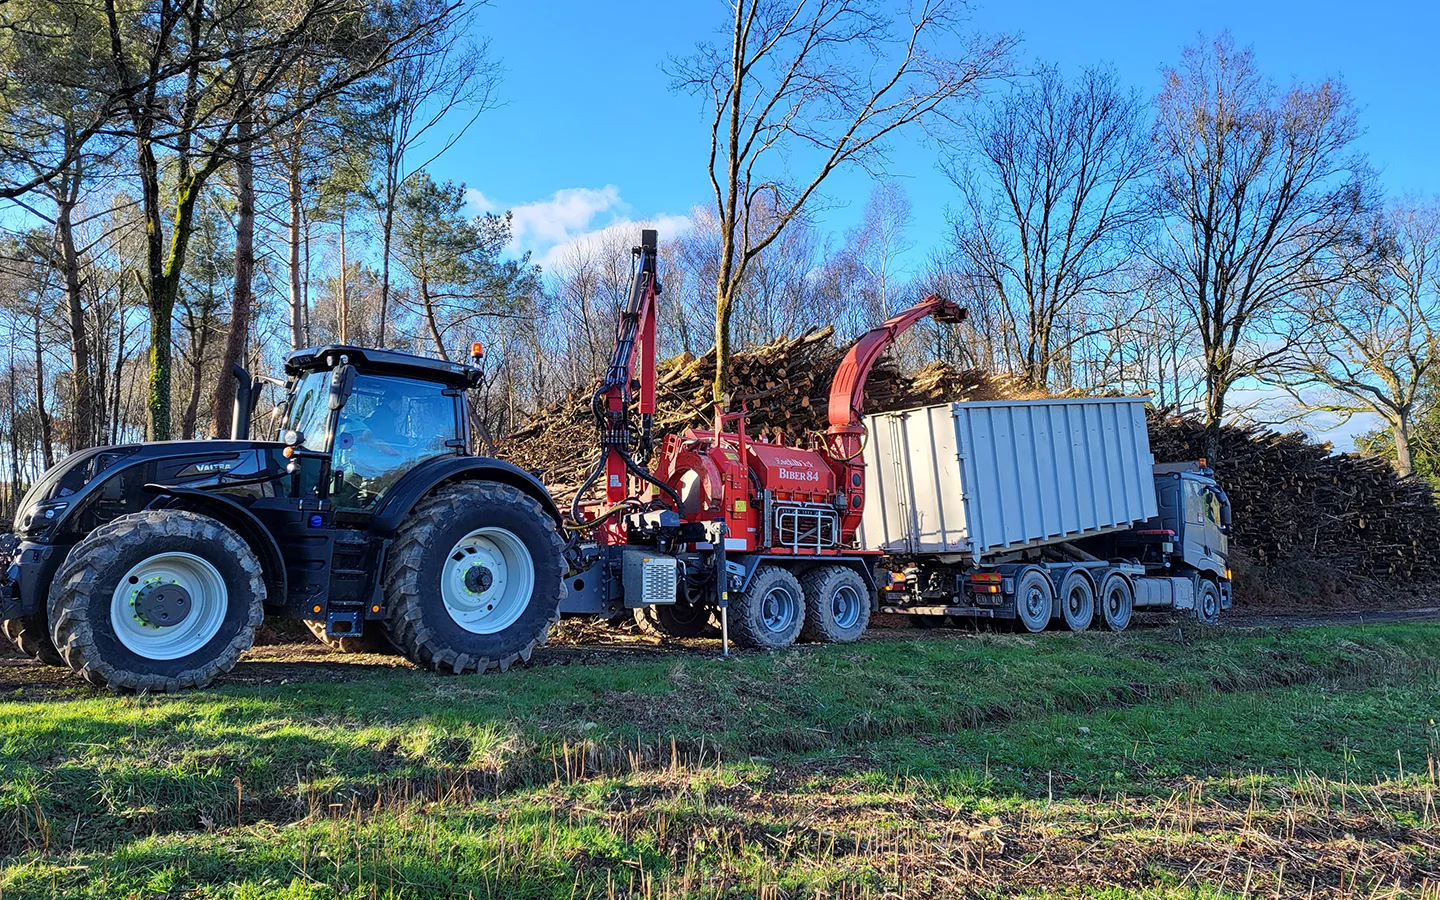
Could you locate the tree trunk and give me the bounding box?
[337,205,349,343]
[1393,419,1415,478]
[379,200,394,347]
[211,112,255,437]
[421,274,449,361]
[32,309,54,469]
[287,126,306,350]
[56,169,95,450]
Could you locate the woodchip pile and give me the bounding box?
[498,329,1440,586]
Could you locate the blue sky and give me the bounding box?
[436,0,1440,270]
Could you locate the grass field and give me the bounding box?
[2,623,1439,899]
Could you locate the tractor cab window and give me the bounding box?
[284,371,332,450]
[331,374,459,509]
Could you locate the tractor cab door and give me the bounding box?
[329,373,463,513]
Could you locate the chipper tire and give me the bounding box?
[303,619,398,655]
[383,481,563,674]
[633,601,719,639]
[728,565,805,650]
[47,510,265,692]
[799,565,871,643]
[1,613,63,666]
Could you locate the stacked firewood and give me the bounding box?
[1148,416,1440,583]
[498,330,1440,585]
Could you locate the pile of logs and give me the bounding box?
[499,329,1440,586]
[1148,417,1440,583]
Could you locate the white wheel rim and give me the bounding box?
[110,552,229,660]
[441,527,534,635]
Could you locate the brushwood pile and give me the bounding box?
[499,328,1440,589]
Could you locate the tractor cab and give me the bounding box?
[278,345,480,515]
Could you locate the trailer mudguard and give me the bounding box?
[145,485,289,606]
[370,456,563,535]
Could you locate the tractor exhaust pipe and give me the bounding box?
[230,365,255,440]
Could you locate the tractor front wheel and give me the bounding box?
[47,511,265,691]
[383,481,563,674]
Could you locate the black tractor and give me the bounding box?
[0,346,566,691]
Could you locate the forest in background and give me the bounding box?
[1,0,1437,522]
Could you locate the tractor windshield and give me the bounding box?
[331,374,460,509]
[284,371,332,450]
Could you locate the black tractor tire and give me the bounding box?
[633,601,718,639]
[47,511,265,692]
[302,619,398,654]
[728,565,805,650]
[1057,570,1096,632]
[383,481,563,674]
[1013,568,1054,634]
[1,613,63,666]
[798,565,871,643]
[1196,578,1222,625]
[1097,572,1134,632]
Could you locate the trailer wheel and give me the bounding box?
[302,619,398,654]
[1057,571,1095,632]
[47,511,265,692]
[799,565,870,643]
[1097,572,1133,632]
[384,481,563,674]
[633,601,718,639]
[1013,568,1053,634]
[1,613,63,666]
[1196,578,1221,625]
[728,565,804,650]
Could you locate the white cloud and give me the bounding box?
[464,185,690,271]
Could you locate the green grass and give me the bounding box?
[3,624,1439,898]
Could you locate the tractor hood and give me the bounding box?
[14,440,287,539]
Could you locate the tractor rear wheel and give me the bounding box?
[47,511,265,691]
[633,601,718,639]
[728,565,804,650]
[383,481,563,674]
[302,619,398,654]
[1,613,62,666]
[798,565,870,643]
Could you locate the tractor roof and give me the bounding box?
[285,345,481,388]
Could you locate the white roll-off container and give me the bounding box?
[858,398,1158,562]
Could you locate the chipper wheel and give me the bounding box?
[47,510,265,692]
[728,564,805,650]
[1,613,63,666]
[302,619,398,655]
[799,565,871,643]
[633,600,719,639]
[383,480,563,674]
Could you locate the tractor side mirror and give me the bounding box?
[328,364,356,411]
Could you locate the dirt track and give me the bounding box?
[3,605,1438,700]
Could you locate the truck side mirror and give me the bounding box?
[1210,486,1233,534]
[328,364,356,411]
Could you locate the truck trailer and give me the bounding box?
[860,398,1233,631]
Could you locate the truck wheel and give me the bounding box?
[384,481,563,674]
[1,613,63,666]
[1057,571,1095,632]
[1196,579,1221,625]
[729,565,804,650]
[1013,568,1053,634]
[633,601,718,639]
[47,511,265,692]
[799,565,871,643]
[1097,572,1133,632]
[302,619,397,654]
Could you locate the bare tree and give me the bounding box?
[1276,200,1440,476]
[946,63,1149,388]
[669,0,1012,402]
[1148,32,1373,458]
